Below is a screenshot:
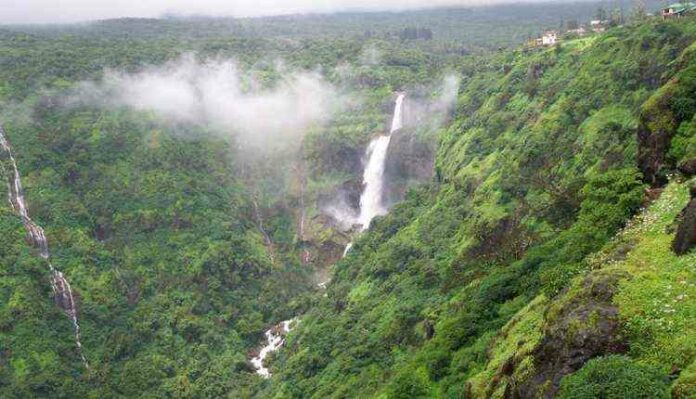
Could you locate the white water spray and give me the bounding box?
[0,127,89,369]
[357,93,404,230]
[251,319,296,378]
[342,93,405,258]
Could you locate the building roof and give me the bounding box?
[664,2,696,13]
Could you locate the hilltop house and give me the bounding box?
[536,30,558,46]
[662,2,696,18]
[590,20,608,32]
[567,26,587,36]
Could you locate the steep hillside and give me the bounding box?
[0,106,317,396]
[0,11,457,397]
[266,18,696,398]
[1,8,695,399]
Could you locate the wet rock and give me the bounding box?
[383,127,435,205]
[317,178,362,219]
[672,186,696,255]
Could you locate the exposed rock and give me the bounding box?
[672,186,696,255]
[423,319,435,340]
[637,59,696,187]
[317,179,362,220]
[508,271,629,399]
[384,127,435,205]
[637,103,677,187]
[678,158,696,177]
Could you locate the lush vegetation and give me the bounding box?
[557,355,669,399]
[265,17,696,399]
[0,3,695,399]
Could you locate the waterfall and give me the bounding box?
[251,319,296,378]
[251,195,275,264]
[342,242,353,257]
[357,93,405,230]
[342,93,405,258]
[0,126,89,369]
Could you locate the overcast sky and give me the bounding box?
[2,0,564,24]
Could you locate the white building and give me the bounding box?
[590,20,607,32]
[567,26,587,37]
[541,31,558,46]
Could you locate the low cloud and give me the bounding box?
[76,55,344,151]
[408,73,460,129]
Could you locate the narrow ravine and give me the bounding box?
[0,126,89,369]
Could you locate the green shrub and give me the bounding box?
[385,367,431,399]
[557,355,669,399]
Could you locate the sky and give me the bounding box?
[2,0,561,24]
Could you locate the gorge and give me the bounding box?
[0,7,695,399]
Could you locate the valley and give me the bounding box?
[0,2,695,398]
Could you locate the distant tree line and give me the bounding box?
[398,27,434,40]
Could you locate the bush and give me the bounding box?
[386,366,431,399]
[557,355,669,399]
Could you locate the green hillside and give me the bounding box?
[0,6,695,399]
[265,18,696,399]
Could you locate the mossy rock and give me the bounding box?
[510,269,630,398]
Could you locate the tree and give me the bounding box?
[631,0,648,21]
[596,6,608,20]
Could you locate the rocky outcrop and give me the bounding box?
[384,127,435,205]
[672,185,696,255]
[678,158,696,177]
[638,115,676,187]
[637,60,696,187]
[508,271,629,399]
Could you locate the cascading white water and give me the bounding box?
[342,242,353,257]
[251,319,296,378]
[0,126,89,369]
[341,93,405,259]
[356,93,405,230]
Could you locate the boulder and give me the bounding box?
[678,158,696,177]
[672,186,696,255]
[508,271,629,399]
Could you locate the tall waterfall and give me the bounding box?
[0,126,89,369]
[357,93,405,231]
[342,93,405,258]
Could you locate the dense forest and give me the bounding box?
[0,1,695,398]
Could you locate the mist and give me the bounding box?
[2,0,591,24]
[322,74,460,230]
[75,55,343,151]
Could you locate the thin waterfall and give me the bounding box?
[343,93,405,258]
[0,126,89,369]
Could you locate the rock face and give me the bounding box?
[383,127,435,205]
[636,56,696,187]
[672,186,696,255]
[508,271,629,399]
[678,158,696,177]
[637,107,676,187]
